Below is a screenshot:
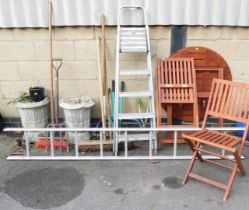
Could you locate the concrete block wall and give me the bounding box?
[187,26,249,82]
[0,26,248,122]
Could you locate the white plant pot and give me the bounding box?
[16,97,49,143]
[60,96,95,144]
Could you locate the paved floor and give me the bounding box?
[0,133,249,210]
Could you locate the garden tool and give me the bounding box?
[52,58,62,124]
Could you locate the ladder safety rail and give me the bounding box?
[118,6,147,25]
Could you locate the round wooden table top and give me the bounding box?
[169,46,232,122]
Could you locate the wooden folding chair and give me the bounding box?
[182,79,249,201]
[156,58,199,144]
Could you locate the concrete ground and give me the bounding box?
[0,133,249,210]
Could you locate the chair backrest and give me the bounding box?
[205,79,249,125]
[157,58,197,104]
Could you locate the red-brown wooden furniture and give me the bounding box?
[170,47,232,122]
[156,58,199,144]
[182,79,249,201]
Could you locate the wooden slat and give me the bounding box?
[233,87,243,116]
[226,138,241,148]
[222,138,236,147]
[172,60,176,100]
[208,111,249,124]
[219,83,229,113]
[156,59,161,127]
[183,130,207,138]
[229,86,238,116]
[162,99,195,104]
[207,133,222,141]
[175,61,180,100]
[160,84,194,88]
[187,61,191,100]
[198,131,213,139]
[190,61,194,84]
[195,148,236,163]
[189,172,227,190]
[237,88,247,118]
[203,159,240,172]
[216,135,231,144]
[215,82,224,113]
[211,134,227,143]
[223,83,233,115]
[187,60,192,84]
[202,131,217,139]
[79,140,112,146]
[160,59,165,100]
[207,82,215,113]
[242,90,249,119]
[183,59,188,99]
[168,60,173,101]
[179,61,184,100]
[210,82,220,112]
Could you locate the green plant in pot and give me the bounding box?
[8,91,32,105]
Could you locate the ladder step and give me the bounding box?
[121,46,148,53]
[120,28,146,36]
[121,37,146,41]
[120,70,150,76]
[119,113,154,120]
[119,91,151,98]
[120,27,146,31]
[121,41,146,45]
[118,133,155,142]
[120,27,147,53]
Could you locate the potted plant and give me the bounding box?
[59,96,95,144]
[29,87,45,102]
[8,89,49,143]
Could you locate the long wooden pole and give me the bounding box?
[48,0,55,125]
[101,15,112,133]
[100,16,106,129]
[101,15,107,96]
[96,37,106,129]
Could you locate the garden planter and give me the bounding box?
[59,96,95,144]
[16,97,49,143]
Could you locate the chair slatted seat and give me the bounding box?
[182,78,249,201]
[183,130,241,152]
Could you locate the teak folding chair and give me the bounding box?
[182,79,249,201]
[156,58,199,144]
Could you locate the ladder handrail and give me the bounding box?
[118,6,147,26]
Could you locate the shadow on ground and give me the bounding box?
[4,167,84,209]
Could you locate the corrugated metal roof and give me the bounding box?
[0,0,249,28]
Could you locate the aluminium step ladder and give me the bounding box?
[114,6,157,156]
